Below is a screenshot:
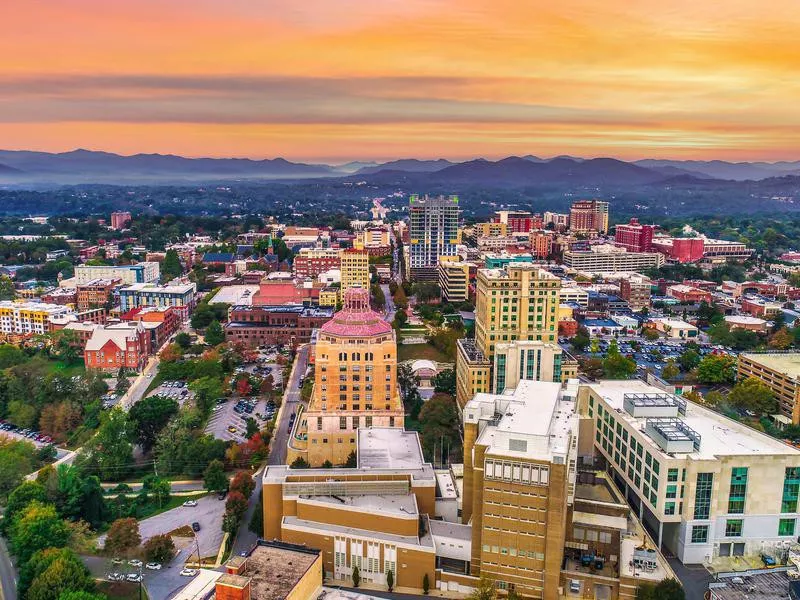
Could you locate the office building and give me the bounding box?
[339,248,370,295]
[651,237,705,263]
[75,262,160,285]
[647,318,699,339]
[666,284,712,304]
[579,379,800,565]
[543,212,570,231]
[118,281,196,319]
[483,253,534,270]
[475,222,508,238]
[291,288,405,466]
[614,219,656,253]
[110,211,132,230]
[76,278,120,311]
[619,276,652,310]
[224,305,334,348]
[456,264,561,407]
[529,232,552,259]
[738,352,800,423]
[407,194,460,281]
[570,200,609,234]
[357,226,392,256]
[563,246,664,273]
[293,248,341,278]
[0,301,72,336]
[492,340,578,393]
[559,287,590,308]
[438,257,471,303]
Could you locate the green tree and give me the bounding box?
[76,408,134,481]
[418,393,462,464]
[128,395,179,452]
[696,354,737,384]
[769,327,794,350]
[352,565,360,588]
[203,459,229,492]
[728,378,777,415]
[3,480,47,530]
[161,249,183,281]
[0,344,26,369]
[190,376,224,414]
[432,369,456,395]
[205,320,225,346]
[393,310,408,329]
[115,368,130,395]
[0,276,15,300]
[290,456,310,469]
[9,502,70,564]
[20,548,94,600]
[142,474,172,507]
[27,551,95,600]
[412,282,441,304]
[642,328,660,341]
[175,332,192,349]
[661,360,680,380]
[636,578,685,600]
[248,491,263,535]
[602,341,636,379]
[344,451,357,468]
[571,328,590,352]
[703,390,726,407]
[677,349,701,372]
[468,578,497,600]
[58,592,107,600]
[104,517,141,556]
[143,534,175,564]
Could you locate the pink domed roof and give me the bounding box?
[320,287,392,337]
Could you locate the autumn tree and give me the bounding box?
[144,534,175,564]
[104,518,141,556]
[230,471,255,499]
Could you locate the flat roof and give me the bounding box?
[241,542,320,600]
[740,352,800,378]
[589,380,800,459]
[209,285,260,305]
[429,520,471,561]
[709,571,792,600]
[435,470,458,499]
[303,494,417,518]
[171,569,222,600]
[283,516,433,549]
[358,428,424,470]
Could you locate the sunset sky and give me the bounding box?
[3,0,799,162]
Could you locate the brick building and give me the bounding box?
[76,278,120,311]
[84,322,151,371]
[224,305,334,348]
[614,218,656,253]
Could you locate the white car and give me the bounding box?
[180,568,199,577]
[128,559,142,567]
[183,500,198,507]
[111,558,124,565]
[145,563,162,570]
[108,573,124,581]
[126,574,143,583]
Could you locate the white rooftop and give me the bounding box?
[303,494,418,518]
[208,285,259,305]
[358,428,425,470]
[589,380,800,460]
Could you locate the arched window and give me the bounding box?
[339,352,347,361]
[352,352,361,361]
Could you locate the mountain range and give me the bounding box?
[0,148,799,187]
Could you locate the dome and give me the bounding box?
[320,287,392,337]
[411,359,437,374]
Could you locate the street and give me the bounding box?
[0,537,16,600]
[382,283,396,322]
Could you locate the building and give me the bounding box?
[492,210,540,233]
[529,232,552,259]
[619,276,651,310]
[702,239,753,261]
[582,318,625,336]
[252,278,321,306]
[455,264,561,407]
[293,247,341,278]
[651,237,705,264]
[120,306,180,349]
[76,278,120,311]
[666,284,712,304]
[579,379,800,565]
[475,222,508,238]
[559,287,590,308]
[543,212,570,230]
[358,226,392,256]
[724,315,768,333]
[438,257,471,303]
[647,318,699,339]
[492,340,578,393]
[740,296,783,318]
[476,235,518,252]
[318,287,339,307]
[570,200,609,234]
[224,305,334,348]
[563,246,664,273]
[118,281,196,319]
[483,253,534,270]
[339,248,370,295]
[407,194,460,282]
[40,287,77,306]
[614,218,656,253]
[738,353,800,423]
[0,301,72,336]
[110,211,132,230]
[84,321,151,371]
[291,288,405,466]
[74,262,160,285]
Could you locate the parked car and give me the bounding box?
[126,574,143,583]
[180,568,199,577]
[761,553,777,567]
[145,563,162,570]
[128,559,142,567]
[183,499,198,507]
[108,573,124,581]
[111,558,124,565]
[191,521,201,532]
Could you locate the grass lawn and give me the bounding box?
[96,580,148,600]
[398,342,452,364]
[48,359,85,377]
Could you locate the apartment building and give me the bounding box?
[559,287,589,308]
[455,264,561,407]
[120,305,180,349]
[579,379,800,564]
[570,200,609,234]
[563,246,664,273]
[292,248,341,278]
[438,256,471,303]
[357,226,392,256]
[0,301,72,336]
[75,262,160,285]
[110,211,132,230]
[619,276,652,311]
[614,219,656,253]
[543,212,569,231]
[291,288,405,466]
[529,232,552,259]
[224,305,334,348]
[118,281,196,319]
[340,248,370,295]
[492,340,578,393]
[738,352,800,423]
[76,278,120,311]
[492,210,542,233]
[407,194,460,282]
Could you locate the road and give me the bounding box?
[100,480,204,493]
[120,354,161,410]
[230,345,309,557]
[0,537,16,600]
[382,283,396,322]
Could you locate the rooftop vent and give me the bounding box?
[645,418,701,454]
[623,393,686,419]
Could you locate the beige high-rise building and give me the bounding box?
[437,256,471,303]
[290,288,405,466]
[492,340,578,393]
[456,264,561,408]
[339,248,370,295]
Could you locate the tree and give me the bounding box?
[578,357,605,380]
[205,320,225,346]
[104,517,141,556]
[143,534,175,564]
[770,327,794,350]
[642,328,660,341]
[248,490,263,535]
[3,480,47,531]
[160,342,183,362]
[0,344,26,369]
[230,471,255,499]
[468,578,497,600]
[677,349,701,372]
[352,565,361,588]
[190,374,225,413]
[386,568,394,591]
[571,328,590,352]
[161,249,183,281]
[50,329,82,365]
[418,393,462,464]
[696,354,737,384]
[142,474,171,507]
[58,592,107,600]
[128,395,179,452]
[27,551,95,600]
[703,390,726,407]
[661,360,680,380]
[9,502,70,564]
[0,276,15,300]
[636,578,685,600]
[602,341,636,379]
[344,451,357,468]
[175,332,192,349]
[204,459,229,493]
[115,367,130,395]
[76,408,134,481]
[728,377,777,415]
[290,456,310,469]
[393,310,408,329]
[412,282,441,304]
[226,491,248,520]
[432,369,456,395]
[422,572,430,595]
[321,460,333,468]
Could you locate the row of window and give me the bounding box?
[484,459,550,487]
[481,545,546,561]
[691,518,797,544]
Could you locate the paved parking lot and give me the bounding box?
[147,380,194,407]
[204,397,274,443]
[0,423,51,447]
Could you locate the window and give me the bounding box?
[665,502,676,515]
[783,468,800,513]
[694,473,713,520]
[779,518,796,537]
[728,467,747,514]
[691,525,709,544]
[725,519,743,537]
[339,417,347,430]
